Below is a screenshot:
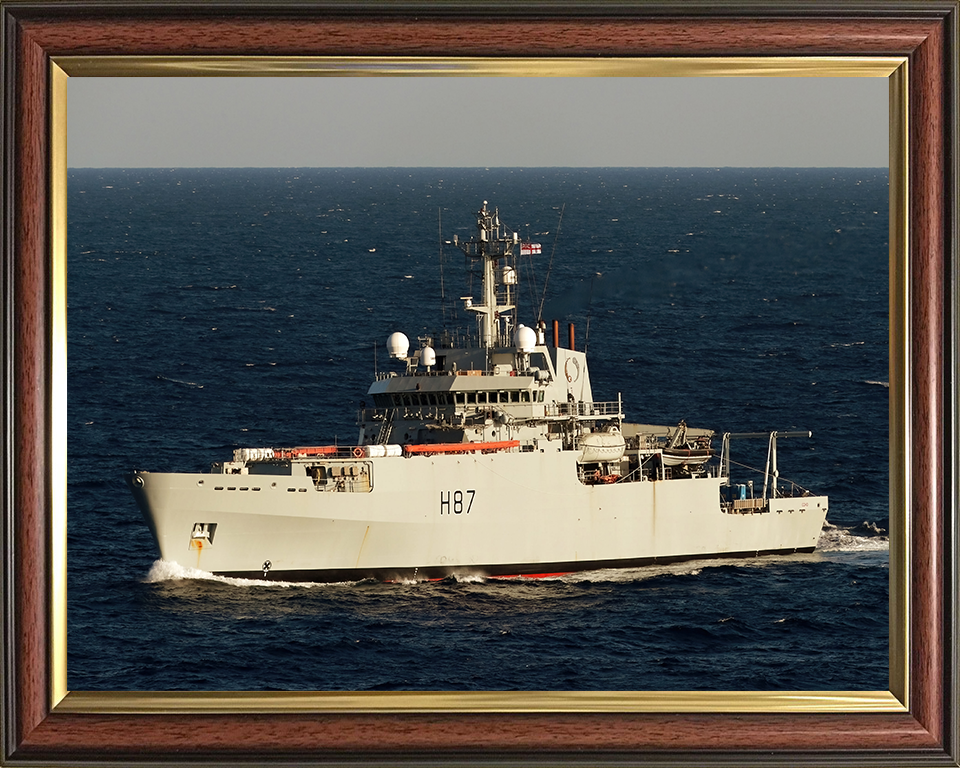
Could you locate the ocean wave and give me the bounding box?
[142,559,339,588]
[862,380,890,388]
[179,284,239,291]
[156,375,203,388]
[817,521,889,552]
[552,562,705,584]
[441,572,489,584]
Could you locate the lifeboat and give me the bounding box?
[661,446,714,467]
[578,426,625,463]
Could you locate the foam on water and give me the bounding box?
[817,521,889,552]
[443,572,488,584]
[155,375,204,388]
[540,562,714,585]
[143,559,347,588]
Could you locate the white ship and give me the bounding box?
[128,201,828,582]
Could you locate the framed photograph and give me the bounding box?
[2,3,957,766]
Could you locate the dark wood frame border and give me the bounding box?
[2,2,957,765]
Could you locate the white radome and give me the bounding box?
[514,324,537,353]
[386,331,409,359]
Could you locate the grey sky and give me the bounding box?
[68,77,888,168]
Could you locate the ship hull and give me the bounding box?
[129,450,828,582]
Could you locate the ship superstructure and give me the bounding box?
[128,202,828,582]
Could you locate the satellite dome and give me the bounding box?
[386,332,409,360]
[421,346,436,367]
[514,324,537,353]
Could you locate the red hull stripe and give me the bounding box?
[491,572,571,579]
[217,547,818,584]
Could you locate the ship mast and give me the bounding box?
[453,201,522,349]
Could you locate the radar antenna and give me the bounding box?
[454,201,526,349]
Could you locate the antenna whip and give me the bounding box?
[536,203,565,324]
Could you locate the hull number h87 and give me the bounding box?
[440,489,476,515]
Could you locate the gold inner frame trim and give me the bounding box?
[54,55,905,78]
[50,62,69,708]
[50,56,909,716]
[57,689,905,715]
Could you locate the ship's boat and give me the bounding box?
[661,447,714,467]
[661,419,714,467]
[579,426,626,463]
[128,201,829,582]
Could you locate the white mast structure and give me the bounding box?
[453,201,521,349]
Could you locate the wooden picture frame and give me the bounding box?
[2,2,957,765]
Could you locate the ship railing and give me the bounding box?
[419,327,478,350]
[773,481,814,499]
[375,370,464,381]
[372,368,511,381]
[373,370,455,381]
[544,400,623,418]
[358,405,450,424]
[720,480,812,515]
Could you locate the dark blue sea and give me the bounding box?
[67,167,889,691]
